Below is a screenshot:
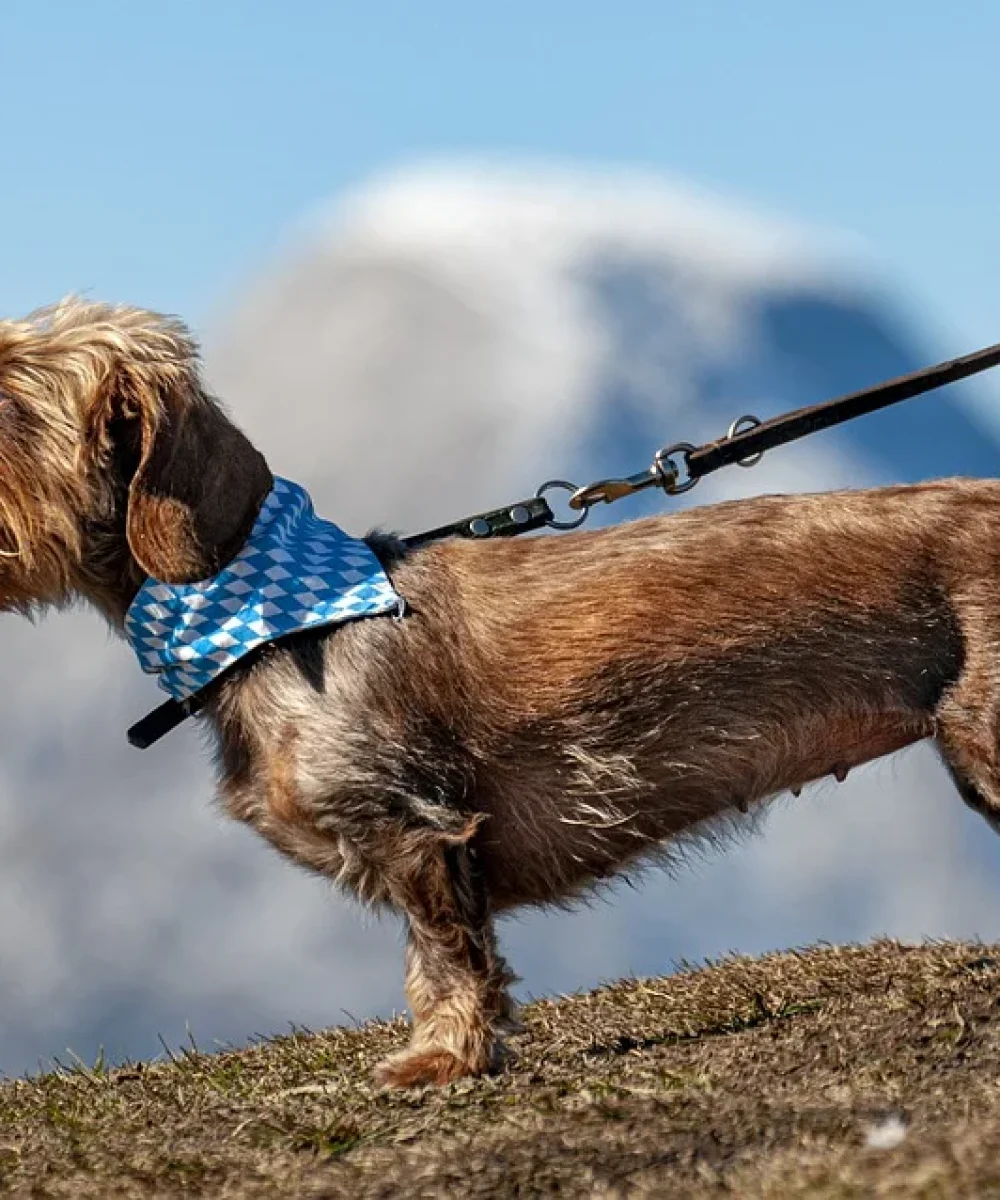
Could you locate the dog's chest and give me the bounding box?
[215,717,394,908]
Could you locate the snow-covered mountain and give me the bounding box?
[1,162,997,1076]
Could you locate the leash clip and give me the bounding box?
[567,464,672,510]
[561,440,699,515]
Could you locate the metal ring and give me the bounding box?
[726,414,764,467]
[652,443,699,495]
[535,479,589,530]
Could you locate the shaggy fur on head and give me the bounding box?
[0,296,997,1087]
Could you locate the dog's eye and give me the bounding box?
[0,387,23,415]
[0,392,39,452]
[0,390,23,423]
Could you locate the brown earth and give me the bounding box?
[2,940,1000,1197]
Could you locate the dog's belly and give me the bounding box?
[473,706,935,911]
[780,712,934,794]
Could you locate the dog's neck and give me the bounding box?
[122,476,403,702]
[77,489,150,631]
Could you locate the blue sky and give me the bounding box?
[1,1,998,352]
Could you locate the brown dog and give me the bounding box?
[0,298,994,1086]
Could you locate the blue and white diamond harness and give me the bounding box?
[125,476,403,702]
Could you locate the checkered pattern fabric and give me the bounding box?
[125,476,403,701]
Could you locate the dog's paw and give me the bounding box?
[375,1046,483,1089]
[375,1033,515,1088]
[492,991,527,1037]
[495,1011,528,1037]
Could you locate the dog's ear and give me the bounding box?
[105,317,273,584]
[126,392,274,584]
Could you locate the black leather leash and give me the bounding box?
[560,338,1000,518]
[126,338,1000,751]
[688,338,1000,482]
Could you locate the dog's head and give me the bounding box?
[0,298,272,621]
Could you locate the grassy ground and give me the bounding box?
[2,940,1000,1197]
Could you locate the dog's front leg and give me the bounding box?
[375,838,511,1088]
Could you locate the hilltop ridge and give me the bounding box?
[2,940,1000,1196]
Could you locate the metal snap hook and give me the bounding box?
[652,442,698,494]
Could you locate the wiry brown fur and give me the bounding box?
[0,297,998,1087]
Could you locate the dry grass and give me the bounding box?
[2,940,1000,1196]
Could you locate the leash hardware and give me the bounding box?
[652,441,698,495]
[537,440,700,532]
[566,463,673,512]
[401,494,554,548]
[559,441,695,518]
[726,414,764,467]
[566,440,700,515]
[534,480,589,530]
